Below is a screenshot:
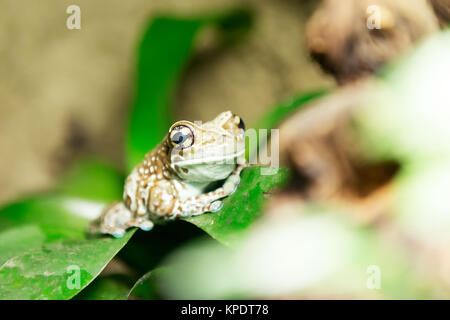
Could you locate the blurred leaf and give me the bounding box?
[345,31,450,297]
[0,158,125,240]
[393,160,450,239]
[252,90,327,132]
[74,275,131,300]
[354,31,450,163]
[246,90,327,168]
[58,158,124,202]
[127,9,253,170]
[0,225,134,299]
[158,214,433,299]
[185,166,290,247]
[0,195,91,241]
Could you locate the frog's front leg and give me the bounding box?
[168,164,245,218]
[222,163,245,195]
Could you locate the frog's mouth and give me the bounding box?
[171,148,245,166]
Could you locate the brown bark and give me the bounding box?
[306,0,439,84]
[270,80,398,224]
[429,0,450,26]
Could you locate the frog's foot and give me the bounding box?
[111,229,126,238]
[209,200,223,212]
[128,217,154,232]
[98,202,133,237]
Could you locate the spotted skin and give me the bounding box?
[96,111,246,237]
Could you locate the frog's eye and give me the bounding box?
[235,116,245,130]
[169,125,194,149]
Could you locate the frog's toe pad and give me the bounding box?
[139,221,154,231]
[112,230,125,238]
[210,200,223,212]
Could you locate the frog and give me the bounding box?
[93,111,246,238]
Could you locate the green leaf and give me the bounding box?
[126,9,252,170]
[0,195,92,241]
[74,275,131,300]
[0,160,135,299]
[57,158,124,203]
[0,159,125,241]
[0,225,134,300]
[0,225,45,266]
[185,166,290,247]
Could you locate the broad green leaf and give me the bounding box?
[0,160,135,299]
[0,225,45,266]
[185,166,290,247]
[0,225,134,300]
[126,9,252,170]
[0,195,92,241]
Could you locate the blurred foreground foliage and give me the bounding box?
[0,6,449,299]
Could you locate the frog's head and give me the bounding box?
[167,111,246,182]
